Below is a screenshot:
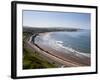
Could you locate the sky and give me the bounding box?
[23,10,91,29]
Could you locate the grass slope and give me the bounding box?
[23,32,56,69]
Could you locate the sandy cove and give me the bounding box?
[27,34,90,67]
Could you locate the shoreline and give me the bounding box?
[28,33,90,67]
[35,33,90,57]
[28,39,80,67]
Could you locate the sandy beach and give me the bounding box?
[27,34,90,67]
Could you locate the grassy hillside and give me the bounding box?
[23,32,57,69]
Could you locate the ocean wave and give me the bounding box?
[35,33,90,58]
[55,40,90,57]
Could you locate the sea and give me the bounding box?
[34,29,91,55]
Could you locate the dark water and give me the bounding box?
[49,30,91,53]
